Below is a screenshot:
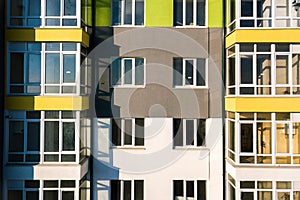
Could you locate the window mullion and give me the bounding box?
[59,118,63,162]
[131,180,134,200]
[61,0,64,26]
[121,181,124,200]
[121,0,125,25]
[121,119,125,146]
[183,59,186,86]
[41,43,45,95]
[193,0,196,25]
[183,0,186,26]
[271,44,276,95]
[289,122,293,159]
[194,119,197,147]
[41,111,45,163]
[184,180,187,200]
[271,113,276,164]
[193,59,197,86]
[183,119,187,146]
[132,119,135,146]
[122,59,125,85]
[132,58,135,86]
[60,49,64,94]
[132,0,135,25]
[253,53,257,95]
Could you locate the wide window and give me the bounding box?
[111,58,145,87]
[7,180,40,200]
[173,58,207,87]
[7,111,40,163]
[111,180,144,200]
[112,0,144,26]
[228,112,300,165]
[43,180,76,200]
[227,43,300,95]
[174,0,206,26]
[111,118,144,147]
[45,0,78,26]
[9,0,41,27]
[173,180,206,200]
[8,42,81,95]
[173,119,206,147]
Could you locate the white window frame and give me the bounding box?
[42,180,78,200]
[236,0,300,29]
[230,112,300,165]
[111,118,145,147]
[174,58,208,88]
[5,111,41,164]
[111,57,146,88]
[173,180,207,200]
[41,43,81,95]
[174,0,208,27]
[110,180,144,200]
[41,111,80,163]
[228,43,300,96]
[173,118,206,148]
[111,0,145,26]
[41,0,81,27]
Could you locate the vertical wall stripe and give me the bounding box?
[145,0,173,26]
[95,0,111,26]
[208,0,223,27]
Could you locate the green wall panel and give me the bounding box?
[208,0,223,28]
[95,0,111,26]
[145,0,173,27]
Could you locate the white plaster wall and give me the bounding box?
[93,118,223,200]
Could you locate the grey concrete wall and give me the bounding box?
[93,27,223,119]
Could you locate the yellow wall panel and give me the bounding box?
[5,96,89,111]
[226,97,300,112]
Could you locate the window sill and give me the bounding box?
[174,26,208,29]
[173,146,209,150]
[111,25,145,28]
[111,85,146,89]
[110,146,146,150]
[174,86,208,89]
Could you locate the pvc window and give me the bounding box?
[227,112,300,165]
[233,0,300,29]
[7,180,40,200]
[7,111,41,163]
[173,180,206,200]
[111,118,144,147]
[174,0,206,27]
[110,180,144,200]
[111,58,145,87]
[173,58,207,88]
[7,42,81,95]
[227,43,300,96]
[43,180,76,200]
[112,0,144,26]
[173,119,206,147]
[8,0,41,27]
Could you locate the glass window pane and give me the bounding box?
[186,120,194,145]
[228,120,235,151]
[197,0,205,26]
[174,180,183,199]
[44,191,58,200]
[28,54,41,83]
[10,53,24,84]
[174,0,183,26]
[197,119,205,146]
[186,0,193,25]
[174,58,183,86]
[124,119,132,145]
[276,55,289,85]
[257,122,272,154]
[174,119,183,146]
[45,111,59,119]
[241,192,254,200]
[44,121,59,152]
[124,59,132,84]
[135,58,144,85]
[240,124,253,152]
[185,60,194,85]
[63,54,76,83]
[134,180,144,200]
[62,43,77,51]
[112,0,121,25]
[276,123,289,153]
[292,54,300,87]
[293,123,300,154]
[9,121,24,152]
[112,119,121,146]
[29,0,40,16]
[8,190,22,200]
[197,58,206,86]
[135,0,144,25]
[62,19,77,26]
[241,56,253,84]
[135,119,144,146]
[62,191,74,200]
[27,122,40,151]
[61,180,76,187]
[46,43,60,51]
[197,181,206,200]
[25,180,39,188]
[112,58,121,85]
[124,181,131,200]
[45,54,60,84]
[257,55,271,86]
[186,181,194,197]
[44,180,58,187]
[10,0,24,16]
[64,0,76,16]
[124,0,132,24]
[241,0,253,17]
[46,0,60,16]
[63,122,75,151]
[26,191,39,200]
[228,56,235,86]
[111,180,121,200]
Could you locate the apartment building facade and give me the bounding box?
[225,0,300,199]
[2,0,223,199]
